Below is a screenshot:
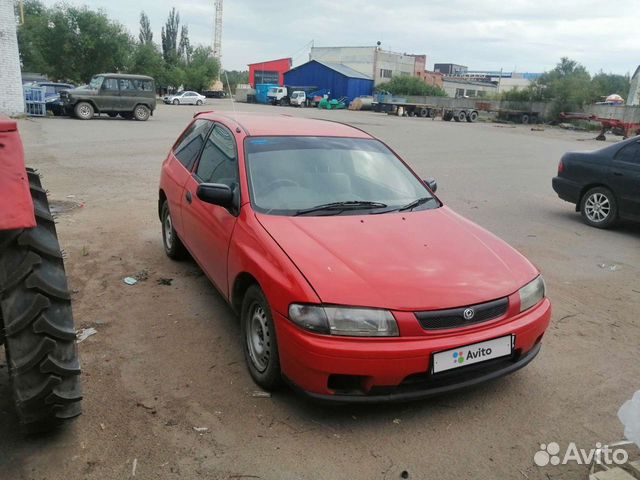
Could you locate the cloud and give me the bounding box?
[40,0,640,74]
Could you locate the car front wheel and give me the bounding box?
[74,102,94,120]
[580,186,618,228]
[241,285,282,390]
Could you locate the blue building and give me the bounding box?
[283,60,374,102]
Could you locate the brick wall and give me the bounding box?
[0,2,25,115]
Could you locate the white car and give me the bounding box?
[164,91,206,105]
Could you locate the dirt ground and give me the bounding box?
[1,102,639,480]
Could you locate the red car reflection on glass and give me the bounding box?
[158,112,551,402]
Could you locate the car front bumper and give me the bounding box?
[275,298,551,402]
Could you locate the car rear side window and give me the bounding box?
[195,125,238,188]
[173,120,212,170]
[615,141,640,165]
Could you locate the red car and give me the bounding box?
[158,112,551,401]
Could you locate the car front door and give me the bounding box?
[180,123,240,297]
[611,139,640,218]
[97,78,119,112]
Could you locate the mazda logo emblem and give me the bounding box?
[463,308,475,320]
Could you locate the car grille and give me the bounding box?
[415,297,508,330]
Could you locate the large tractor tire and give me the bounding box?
[0,169,82,432]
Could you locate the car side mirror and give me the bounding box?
[196,183,234,208]
[424,177,437,192]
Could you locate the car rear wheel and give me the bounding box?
[133,105,150,121]
[241,285,282,390]
[580,187,618,228]
[74,102,94,120]
[161,201,187,259]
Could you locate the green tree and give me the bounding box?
[161,8,180,66]
[375,76,447,97]
[536,57,593,117]
[129,42,163,80]
[222,70,249,93]
[138,11,153,44]
[178,25,192,64]
[182,46,220,91]
[17,1,133,83]
[591,72,630,101]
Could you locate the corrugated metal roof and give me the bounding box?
[289,60,373,81]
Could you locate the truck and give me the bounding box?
[373,94,546,124]
[0,117,82,432]
[267,86,330,107]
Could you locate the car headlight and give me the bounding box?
[288,304,399,337]
[519,276,545,312]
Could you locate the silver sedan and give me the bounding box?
[163,91,206,105]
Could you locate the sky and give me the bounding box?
[39,0,640,75]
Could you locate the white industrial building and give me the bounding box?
[310,46,426,86]
[0,2,24,115]
[441,78,497,98]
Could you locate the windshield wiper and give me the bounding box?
[397,197,433,212]
[294,201,387,216]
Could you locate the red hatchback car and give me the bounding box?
[158,112,551,401]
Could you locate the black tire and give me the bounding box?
[521,114,530,124]
[455,111,466,122]
[73,102,94,120]
[241,285,281,390]
[0,170,82,432]
[467,111,478,122]
[580,186,618,229]
[133,105,150,121]
[173,99,180,105]
[196,100,203,106]
[279,98,287,107]
[419,107,429,118]
[161,201,187,259]
[443,112,453,121]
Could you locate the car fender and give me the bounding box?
[227,207,320,317]
[0,118,36,230]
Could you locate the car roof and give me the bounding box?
[35,82,73,87]
[96,73,154,80]
[196,112,372,138]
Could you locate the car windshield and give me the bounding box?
[89,76,103,90]
[245,136,438,216]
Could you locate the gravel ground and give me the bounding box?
[1,102,639,480]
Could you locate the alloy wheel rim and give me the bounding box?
[247,304,270,373]
[136,107,147,119]
[79,105,91,117]
[164,213,173,249]
[585,193,611,222]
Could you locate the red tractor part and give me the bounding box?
[0,117,82,432]
[0,118,36,230]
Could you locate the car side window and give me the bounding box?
[615,142,640,165]
[195,125,239,189]
[102,78,119,91]
[173,120,213,170]
[118,79,136,91]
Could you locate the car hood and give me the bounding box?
[67,86,97,96]
[256,207,538,311]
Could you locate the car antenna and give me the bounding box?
[222,70,241,133]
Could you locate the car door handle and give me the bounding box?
[185,191,192,204]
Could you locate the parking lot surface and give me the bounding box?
[1,102,639,480]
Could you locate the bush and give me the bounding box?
[376,76,447,97]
